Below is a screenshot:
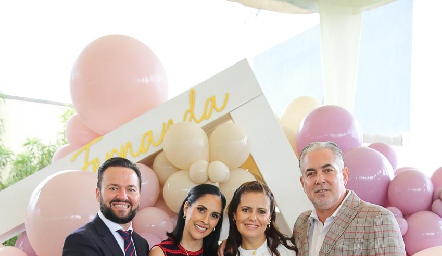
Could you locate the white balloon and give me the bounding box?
[163,170,198,213]
[208,161,229,183]
[189,159,209,184]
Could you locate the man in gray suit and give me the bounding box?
[294,141,405,256]
[63,157,149,256]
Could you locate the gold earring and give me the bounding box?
[213,227,216,232]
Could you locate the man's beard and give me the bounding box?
[100,197,139,224]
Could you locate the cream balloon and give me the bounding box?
[162,122,209,170]
[152,151,179,186]
[281,124,299,158]
[162,170,198,213]
[209,122,251,169]
[208,161,230,183]
[189,159,209,184]
[280,96,321,131]
[219,168,256,206]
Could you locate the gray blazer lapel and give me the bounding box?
[295,211,311,256]
[321,191,361,254]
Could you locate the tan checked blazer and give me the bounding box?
[293,190,406,256]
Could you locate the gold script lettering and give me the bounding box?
[71,88,229,172]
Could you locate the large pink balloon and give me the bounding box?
[296,105,363,155]
[0,247,27,256]
[70,34,168,135]
[368,142,398,170]
[136,163,160,209]
[388,170,434,216]
[403,211,442,255]
[25,170,98,256]
[65,113,101,147]
[344,146,393,206]
[138,233,161,249]
[14,232,36,256]
[431,167,442,190]
[132,207,173,240]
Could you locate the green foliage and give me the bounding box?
[0,103,75,246]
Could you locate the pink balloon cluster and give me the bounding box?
[279,99,442,255]
[385,168,442,255]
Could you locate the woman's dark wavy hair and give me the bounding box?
[167,183,226,255]
[223,181,297,256]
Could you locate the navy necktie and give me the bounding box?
[117,229,135,256]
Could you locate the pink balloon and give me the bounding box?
[433,188,442,202]
[14,232,36,256]
[395,216,408,236]
[70,34,168,135]
[65,113,101,147]
[344,146,393,206]
[132,207,173,240]
[431,167,442,190]
[136,163,160,209]
[25,170,98,256]
[0,247,27,256]
[395,166,419,176]
[52,144,79,163]
[368,142,398,170]
[432,199,442,218]
[138,233,161,249]
[387,206,403,218]
[402,211,442,255]
[388,170,434,216]
[296,105,363,156]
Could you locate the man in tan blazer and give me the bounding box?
[294,141,405,256]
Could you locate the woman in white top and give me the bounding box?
[223,181,297,256]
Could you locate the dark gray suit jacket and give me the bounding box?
[63,214,149,256]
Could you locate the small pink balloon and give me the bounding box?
[65,113,101,147]
[25,170,98,256]
[70,34,168,135]
[368,142,398,170]
[296,105,363,156]
[132,207,173,240]
[395,216,408,236]
[14,232,36,256]
[402,211,442,255]
[138,233,161,249]
[0,247,27,256]
[136,163,160,209]
[388,170,434,216]
[431,167,442,190]
[52,144,79,163]
[395,166,419,176]
[344,146,393,206]
[432,199,442,218]
[387,206,403,218]
[433,187,442,202]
